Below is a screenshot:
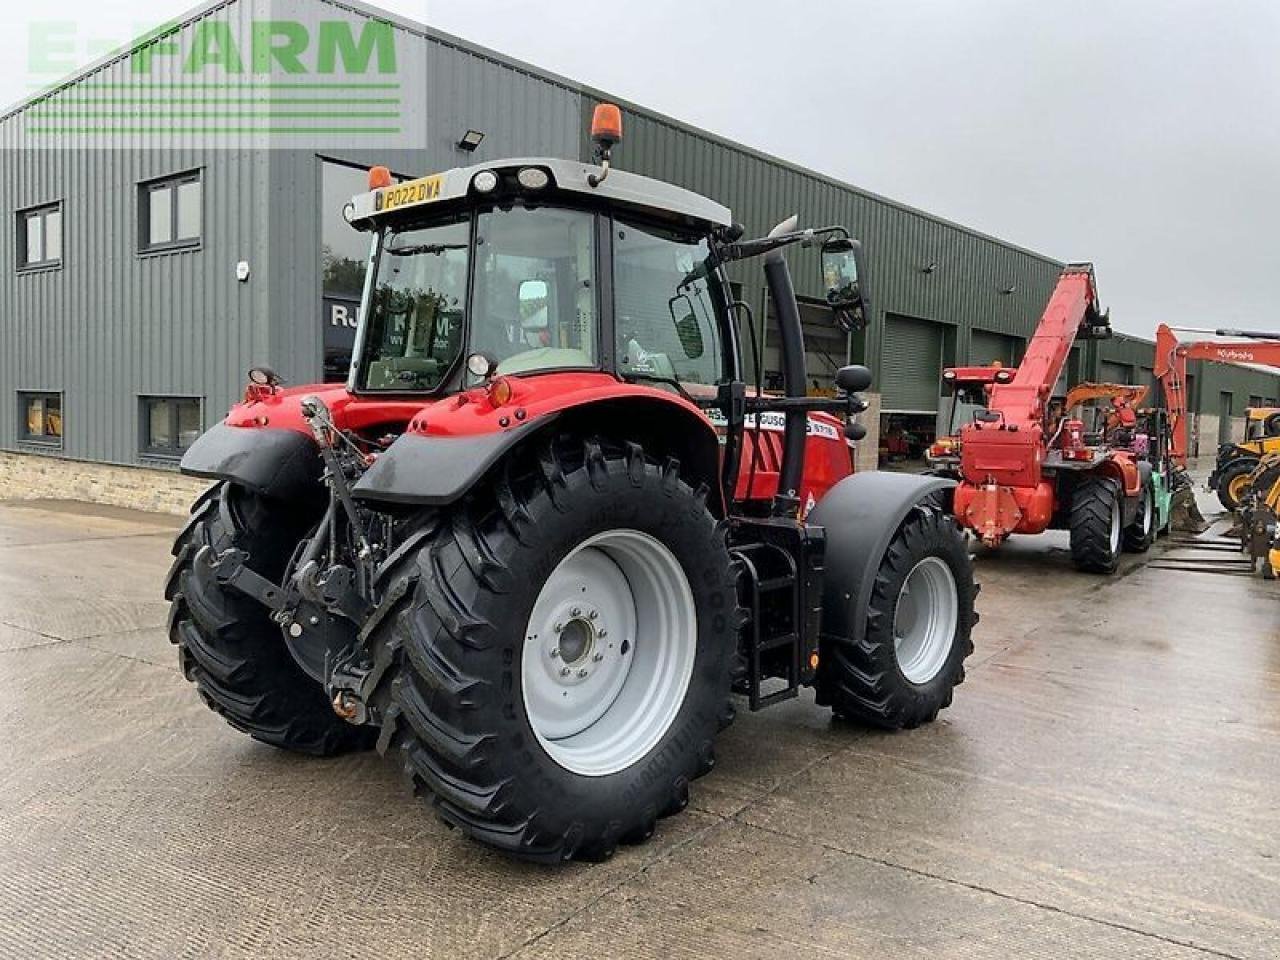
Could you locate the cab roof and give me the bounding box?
[346,157,733,232]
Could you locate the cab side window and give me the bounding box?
[613,220,726,389]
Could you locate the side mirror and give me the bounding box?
[668,294,705,359]
[835,364,872,394]
[821,236,869,333]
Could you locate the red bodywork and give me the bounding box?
[223,371,853,511]
[1154,324,1280,466]
[733,412,855,515]
[953,265,1134,544]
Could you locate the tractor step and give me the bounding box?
[730,518,826,712]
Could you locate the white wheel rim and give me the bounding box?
[1109,497,1122,554]
[1142,486,1153,535]
[893,556,959,685]
[521,529,696,777]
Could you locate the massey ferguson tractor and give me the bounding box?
[165,105,976,863]
[949,264,1167,573]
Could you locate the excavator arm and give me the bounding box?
[1154,324,1280,466]
[1064,382,1149,412]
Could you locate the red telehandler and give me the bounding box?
[948,264,1163,573]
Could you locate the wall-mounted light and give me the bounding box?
[920,261,937,274]
[999,283,1017,295]
[456,129,485,152]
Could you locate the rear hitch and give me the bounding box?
[198,545,287,614]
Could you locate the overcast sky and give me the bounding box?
[3,0,1278,340]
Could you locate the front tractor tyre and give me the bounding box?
[1122,478,1157,553]
[1216,459,1257,512]
[1069,476,1123,574]
[164,483,376,755]
[821,505,977,730]
[368,438,739,862]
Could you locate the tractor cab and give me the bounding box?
[343,156,738,400]
[927,364,1014,477]
[1241,407,1280,444]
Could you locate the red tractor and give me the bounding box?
[165,105,976,862]
[949,264,1161,573]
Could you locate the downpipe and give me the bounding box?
[764,215,806,518]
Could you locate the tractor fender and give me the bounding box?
[807,471,956,648]
[352,395,724,511]
[180,423,321,498]
[353,419,548,505]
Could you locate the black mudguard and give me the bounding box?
[1123,460,1154,527]
[807,472,956,648]
[352,420,546,506]
[180,423,321,498]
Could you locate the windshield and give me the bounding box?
[357,217,469,391]
[614,219,726,393]
[356,205,599,391]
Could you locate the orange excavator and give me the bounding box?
[1154,324,1280,511]
[950,264,1165,573]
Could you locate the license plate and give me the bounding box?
[377,175,443,212]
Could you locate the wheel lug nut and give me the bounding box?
[550,648,560,659]
[598,629,608,638]
[560,667,571,677]
[589,610,598,620]
[554,622,563,633]
[592,652,603,662]
[571,607,582,617]
[578,669,588,678]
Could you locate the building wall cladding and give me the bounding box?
[0,0,280,467]
[2,0,1278,486]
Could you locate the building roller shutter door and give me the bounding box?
[882,314,943,412]
[970,329,1021,366]
[1100,361,1133,386]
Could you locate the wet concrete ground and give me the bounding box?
[1,483,1277,959]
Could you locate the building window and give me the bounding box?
[17,203,62,270]
[139,172,202,252]
[141,396,202,457]
[20,392,63,446]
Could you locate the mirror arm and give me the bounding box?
[714,225,850,265]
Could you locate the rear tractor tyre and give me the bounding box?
[164,482,376,755]
[821,505,976,730]
[1216,459,1257,512]
[367,438,739,862]
[1069,476,1123,574]
[1122,479,1156,553]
